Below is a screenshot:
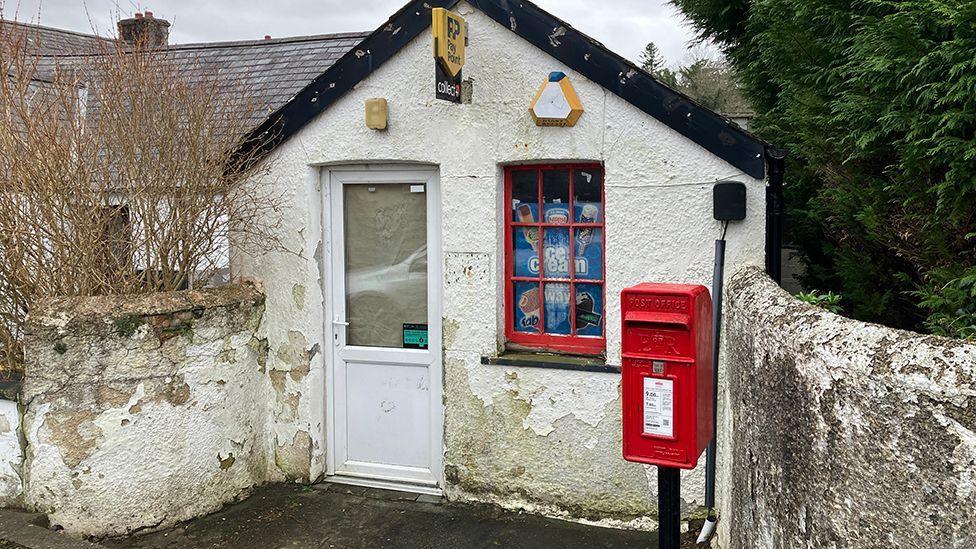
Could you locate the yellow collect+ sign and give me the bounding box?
[432,8,466,78]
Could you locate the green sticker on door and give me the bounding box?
[403,323,429,349]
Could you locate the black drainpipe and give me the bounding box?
[765,147,787,285]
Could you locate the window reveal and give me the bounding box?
[505,165,606,355]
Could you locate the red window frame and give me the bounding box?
[504,163,606,355]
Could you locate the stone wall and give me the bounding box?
[21,284,272,536]
[719,267,976,548]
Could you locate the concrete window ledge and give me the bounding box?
[481,352,620,374]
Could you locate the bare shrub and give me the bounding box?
[0,21,282,373]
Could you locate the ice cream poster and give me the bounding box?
[513,203,540,278]
[513,282,603,336]
[514,282,541,333]
[513,203,602,280]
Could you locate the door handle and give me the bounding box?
[333,316,348,347]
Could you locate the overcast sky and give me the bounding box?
[2,0,708,66]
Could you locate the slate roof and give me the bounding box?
[22,30,371,128]
[0,19,114,55]
[159,33,370,125]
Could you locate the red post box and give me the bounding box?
[621,283,713,469]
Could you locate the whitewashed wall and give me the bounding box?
[21,285,271,536]
[241,2,766,521]
[0,398,22,506]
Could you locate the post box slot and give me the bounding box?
[623,311,691,327]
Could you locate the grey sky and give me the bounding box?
[2,0,706,67]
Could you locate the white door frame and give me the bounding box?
[322,165,443,494]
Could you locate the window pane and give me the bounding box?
[542,228,571,279]
[511,170,538,222]
[574,168,603,223]
[575,284,604,337]
[574,228,603,280]
[345,184,427,348]
[542,170,571,224]
[544,283,572,335]
[513,282,541,333]
[513,228,540,278]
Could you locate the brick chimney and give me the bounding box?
[117,11,171,48]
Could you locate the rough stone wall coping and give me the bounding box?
[727,266,976,388]
[27,283,265,331]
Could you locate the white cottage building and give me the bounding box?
[4,0,785,528]
[233,0,782,519]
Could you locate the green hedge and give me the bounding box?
[673,0,976,339]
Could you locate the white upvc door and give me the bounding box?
[325,167,443,494]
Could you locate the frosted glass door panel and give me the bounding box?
[343,184,428,348]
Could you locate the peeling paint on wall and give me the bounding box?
[20,284,272,537]
[0,399,23,506]
[445,252,491,286]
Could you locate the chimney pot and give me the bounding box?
[118,13,171,48]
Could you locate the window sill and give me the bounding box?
[481,352,620,374]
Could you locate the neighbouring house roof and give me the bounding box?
[20,30,371,128]
[0,19,115,55]
[7,0,770,179]
[157,33,371,126]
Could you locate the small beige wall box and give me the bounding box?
[365,98,389,130]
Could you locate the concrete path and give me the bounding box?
[0,509,99,549]
[106,483,669,549]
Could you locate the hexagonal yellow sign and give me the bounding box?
[530,72,584,127]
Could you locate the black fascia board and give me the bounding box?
[467,0,767,179]
[238,0,768,180]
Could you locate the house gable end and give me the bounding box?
[240,0,767,179]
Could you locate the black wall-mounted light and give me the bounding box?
[713,181,747,221]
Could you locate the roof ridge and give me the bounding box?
[28,31,372,59]
[167,32,371,51]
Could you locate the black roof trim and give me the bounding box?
[239,0,460,160]
[240,0,768,179]
[470,0,767,179]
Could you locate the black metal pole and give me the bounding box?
[658,466,681,549]
[704,238,726,511]
[765,148,787,285]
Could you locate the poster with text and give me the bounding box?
[574,283,604,337]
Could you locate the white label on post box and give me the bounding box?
[643,377,674,438]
